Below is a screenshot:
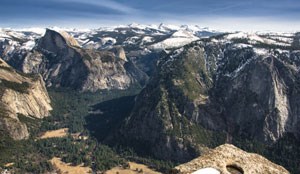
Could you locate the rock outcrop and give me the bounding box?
[174,144,289,174]
[21,29,147,91]
[1,27,300,172]
[216,55,298,142]
[118,39,300,173]
[0,58,52,140]
[119,44,217,162]
[113,46,127,61]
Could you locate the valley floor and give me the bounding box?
[50,157,92,174]
[39,128,68,139]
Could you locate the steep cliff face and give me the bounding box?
[211,42,300,143]
[174,144,289,174]
[113,46,127,61]
[18,29,148,91]
[119,44,223,162]
[0,58,52,140]
[119,38,300,164]
[216,55,299,142]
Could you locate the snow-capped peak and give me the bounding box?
[149,28,199,50]
[172,29,197,38]
[15,28,46,35]
[128,23,148,30]
[226,31,293,46]
[180,24,201,32]
[158,23,181,31]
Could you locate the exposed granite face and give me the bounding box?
[112,46,127,61]
[174,144,289,174]
[20,29,148,91]
[1,76,52,119]
[119,45,213,162]
[216,56,296,142]
[0,116,29,140]
[119,41,300,162]
[0,58,52,140]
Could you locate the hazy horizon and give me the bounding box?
[1,0,300,32]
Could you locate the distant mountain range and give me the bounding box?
[0,24,299,173]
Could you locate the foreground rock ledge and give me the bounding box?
[174,144,289,174]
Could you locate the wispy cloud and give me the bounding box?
[206,1,252,14]
[0,0,299,31]
[53,0,138,14]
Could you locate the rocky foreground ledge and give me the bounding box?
[173,144,289,174]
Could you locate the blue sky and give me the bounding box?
[0,0,300,31]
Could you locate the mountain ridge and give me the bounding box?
[0,24,299,173]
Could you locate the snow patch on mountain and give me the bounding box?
[16,28,46,35]
[0,31,10,39]
[149,30,199,50]
[172,30,196,38]
[157,23,181,32]
[227,31,292,46]
[162,47,185,66]
[275,49,289,54]
[267,36,293,44]
[232,43,253,49]
[227,32,263,42]
[128,23,149,30]
[83,41,102,49]
[171,47,185,58]
[140,36,154,45]
[21,40,36,50]
[254,48,269,55]
[101,37,116,45]
[124,36,140,45]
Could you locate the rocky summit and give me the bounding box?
[174,144,289,174]
[1,28,148,91]
[0,58,52,140]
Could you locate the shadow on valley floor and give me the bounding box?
[85,95,136,142]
